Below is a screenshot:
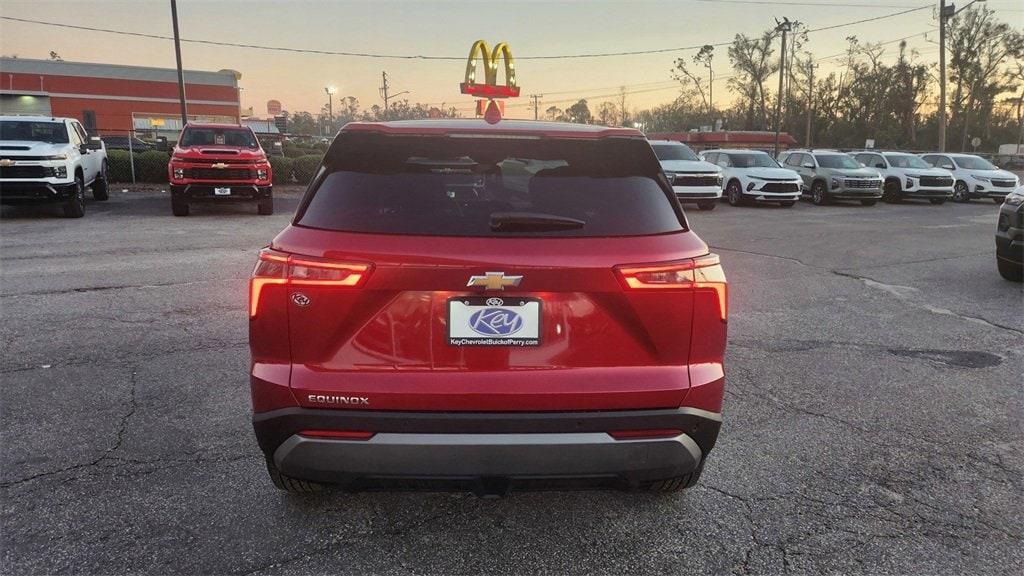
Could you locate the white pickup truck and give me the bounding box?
[0,115,108,217]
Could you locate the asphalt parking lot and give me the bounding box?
[1,189,1021,575]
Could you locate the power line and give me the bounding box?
[0,6,934,61]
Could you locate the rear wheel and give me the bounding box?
[258,198,274,215]
[811,180,828,205]
[62,175,85,218]
[929,198,946,205]
[726,180,744,206]
[860,199,878,206]
[696,201,716,211]
[640,461,705,492]
[171,199,190,217]
[92,161,109,201]
[952,181,969,202]
[266,460,325,493]
[998,257,1023,282]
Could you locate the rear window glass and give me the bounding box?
[297,133,684,238]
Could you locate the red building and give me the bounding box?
[0,57,240,137]
[647,131,798,152]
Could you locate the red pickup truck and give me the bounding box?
[168,123,273,216]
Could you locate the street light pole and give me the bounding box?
[773,17,791,158]
[938,0,986,152]
[325,86,335,133]
[169,0,188,127]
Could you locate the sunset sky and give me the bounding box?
[2,0,1022,120]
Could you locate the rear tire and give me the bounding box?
[929,198,946,205]
[258,198,274,215]
[171,199,190,217]
[266,460,325,493]
[696,201,716,211]
[92,161,109,201]
[726,180,744,206]
[997,257,1023,282]
[640,461,705,492]
[62,175,85,218]
[860,199,878,206]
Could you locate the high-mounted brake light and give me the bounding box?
[249,248,372,317]
[615,254,728,321]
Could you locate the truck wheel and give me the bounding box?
[62,175,86,218]
[726,180,744,206]
[171,199,190,217]
[92,161,109,201]
[929,198,946,205]
[952,181,969,202]
[266,460,325,493]
[997,257,1023,282]
[696,201,716,211]
[811,181,828,205]
[257,198,274,215]
[640,461,705,492]
[882,179,901,203]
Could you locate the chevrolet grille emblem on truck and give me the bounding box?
[211,162,229,169]
[467,272,523,291]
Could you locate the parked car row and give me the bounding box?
[651,139,1020,209]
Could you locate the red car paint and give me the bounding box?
[250,120,726,419]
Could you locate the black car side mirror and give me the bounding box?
[79,144,88,155]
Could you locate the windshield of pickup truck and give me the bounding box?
[180,127,258,148]
[815,154,862,169]
[0,121,69,144]
[652,143,699,162]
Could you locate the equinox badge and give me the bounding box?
[467,272,522,291]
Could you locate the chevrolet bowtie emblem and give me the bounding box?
[467,272,523,291]
[211,162,229,169]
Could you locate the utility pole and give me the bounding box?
[380,71,390,119]
[805,61,814,148]
[939,0,987,151]
[773,17,792,157]
[529,94,543,120]
[169,0,188,126]
[324,86,335,133]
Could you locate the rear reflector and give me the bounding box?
[608,429,684,440]
[298,430,376,440]
[615,254,728,320]
[250,248,372,317]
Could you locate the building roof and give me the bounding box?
[0,58,239,87]
[341,119,644,139]
[242,119,281,134]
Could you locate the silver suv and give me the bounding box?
[779,149,883,206]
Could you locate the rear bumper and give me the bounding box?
[0,180,77,204]
[254,407,721,486]
[171,183,271,202]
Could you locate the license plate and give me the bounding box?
[448,297,540,346]
[214,187,231,196]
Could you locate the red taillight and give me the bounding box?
[298,430,375,440]
[608,429,684,440]
[615,254,727,321]
[249,248,372,318]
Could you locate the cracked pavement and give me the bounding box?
[1,190,1021,575]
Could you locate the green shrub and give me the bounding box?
[269,156,294,185]
[134,150,171,183]
[106,150,133,182]
[292,154,322,185]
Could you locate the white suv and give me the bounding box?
[919,153,1020,203]
[851,151,953,205]
[701,149,802,207]
[650,140,722,211]
[0,115,108,217]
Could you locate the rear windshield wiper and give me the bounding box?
[490,211,585,232]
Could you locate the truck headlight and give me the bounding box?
[173,167,184,179]
[831,177,841,189]
[716,174,723,186]
[54,166,67,178]
[1005,192,1024,206]
[905,178,914,188]
[46,154,68,160]
[257,169,268,180]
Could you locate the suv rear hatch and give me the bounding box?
[251,129,725,411]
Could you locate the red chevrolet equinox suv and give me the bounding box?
[249,119,727,495]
